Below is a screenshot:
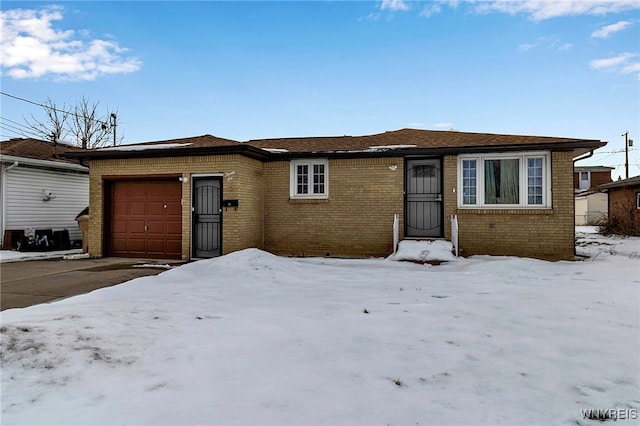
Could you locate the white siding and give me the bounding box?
[575,192,608,226]
[4,166,89,241]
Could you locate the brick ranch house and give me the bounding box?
[67,129,605,261]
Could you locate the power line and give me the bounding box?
[0,116,46,139]
[1,91,111,126]
[0,120,43,140]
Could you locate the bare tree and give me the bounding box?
[23,96,122,149]
[24,97,69,146]
[69,96,115,149]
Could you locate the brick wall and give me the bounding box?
[609,184,640,228]
[88,150,576,261]
[88,154,264,260]
[263,157,404,257]
[574,170,612,190]
[590,171,613,188]
[446,151,575,260]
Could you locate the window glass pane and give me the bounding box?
[297,164,308,194]
[462,159,477,205]
[485,159,519,204]
[313,164,325,194]
[527,158,543,205]
[414,165,435,178]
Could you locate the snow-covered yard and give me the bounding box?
[1,228,638,425]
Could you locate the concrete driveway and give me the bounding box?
[1,257,185,311]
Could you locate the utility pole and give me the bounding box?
[622,131,633,180]
[111,113,117,146]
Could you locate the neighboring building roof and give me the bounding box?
[66,129,606,160]
[1,138,89,173]
[597,175,640,190]
[66,134,268,161]
[574,165,615,172]
[97,134,242,150]
[1,138,87,165]
[249,128,604,155]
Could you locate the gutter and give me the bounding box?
[1,155,89,173]
[573,149,595,164]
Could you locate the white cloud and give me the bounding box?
[0,6,141,80]
[518,43,538,52]
[380,0,410,12]
[591,20,633,38]
[590,52,637,69]
[590,52,640,79]
[420,3,442,18]
[621,62,640,74]
[518,37,572,53]
[432,122,454,129]
[474,0,640,21]
[374,1,639,21]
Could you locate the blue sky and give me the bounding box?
[1,1,639,178]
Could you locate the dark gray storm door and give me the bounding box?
[192,177,222,258]
[405,158,443,238]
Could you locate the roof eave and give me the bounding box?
[262,140,607,160]
[65,144,273,161]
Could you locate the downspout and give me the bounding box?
[572,150,595,257]
[1,161,19,246]
[573,150,595,164]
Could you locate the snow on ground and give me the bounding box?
[1,232,639,425]
[0,249,81,263]
[575,226,640,259]
[390,240,458,263]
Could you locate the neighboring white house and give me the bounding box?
[575,190,608,225]
[1,138,89,248]
[573,165,612,226]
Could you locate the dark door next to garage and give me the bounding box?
[107,179,182,259]
[192,177,222,258]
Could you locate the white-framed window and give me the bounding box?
[579,171,590,190]
[457,152,551,208]
[290,159,328,199]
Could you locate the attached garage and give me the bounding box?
[106,178,182,259]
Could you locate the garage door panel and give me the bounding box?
[166,221,182,234]
[129,202,147,216]
[147,220,165,234]
[128,239,146,252]
[129,220,147,233]
[165,240,182,255]
[108,179,182,259]
[165,184,182,198]
[166,203,182,215]
[111,239,128,251]
[112,222,128,234]
[112,202,129,216]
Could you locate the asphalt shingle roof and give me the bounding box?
[247,128,603,153]
[0,138,87,164]
[63,129,606,160]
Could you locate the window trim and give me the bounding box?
[579,171,590,190]
[457,151,552,209]
[290,159,329,199]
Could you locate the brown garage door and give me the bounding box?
[108,179,182,259]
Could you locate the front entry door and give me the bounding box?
[405,159,443,238]
[192,177,222,258]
